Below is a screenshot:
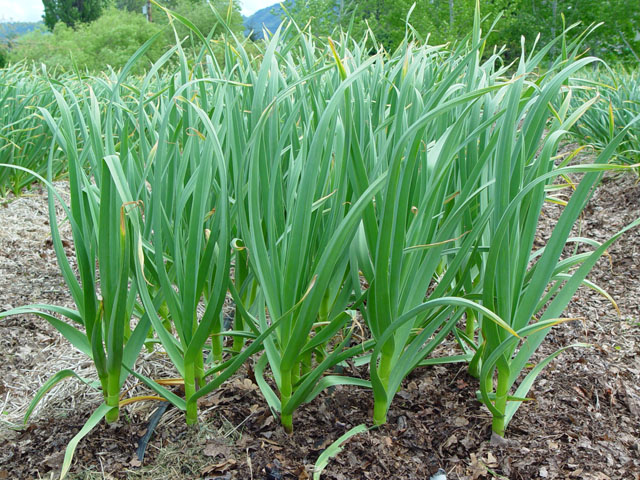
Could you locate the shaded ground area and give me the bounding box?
[1,172,639,480]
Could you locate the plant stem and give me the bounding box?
[211,330,223,365]
[465,309,476,338]
[292,358,301,386]
[492,363,510,437]
[280,369,293,433]
[195,351,205,386]
[184,362,198,425]
[373,351,393,425]
[105,372,120,423]
[468,340,484,379]
[232,311,245,353]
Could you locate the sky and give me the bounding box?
[0,0,275,22]
[0,0,44,22]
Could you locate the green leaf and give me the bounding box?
[313,424,369,480]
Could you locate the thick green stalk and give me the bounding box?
[280,369,293,433]
[232,314,245,353]
[465,309,477,338]
[468,341,484,379]
[211,331,223,365]
[232,244,250,353]
[184,362,198,425]
[491,363,510,437]
[373,350,393,425]
[291,360,301,390]
[195,351,205,386]
[312,296,331,370]
[105,372,120,423]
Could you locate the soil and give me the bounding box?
[1,171,639,480]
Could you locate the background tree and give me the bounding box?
[152,0,244,41]
[485,0,640,65]
[281,0,340,36]
[13,8,163,72]
[538,0,639,64]
[0,46,7,68]
[342,0,414,48]
[281,0,518,51]
[278,0,639,63]
[114,0,146,12]
[0,0,633,72]
[282,0,419,48]
[42,0,108,30]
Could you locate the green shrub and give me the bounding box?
[9,8,164,74]
[7,2,245,74]
[154,0,244,41]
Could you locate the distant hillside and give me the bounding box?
[243,3,283,39]
[0,22,43,40]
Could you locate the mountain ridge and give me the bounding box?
[243,2,283,38]
[0,22,43,40]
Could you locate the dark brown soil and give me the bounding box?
[1,172,639,480]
